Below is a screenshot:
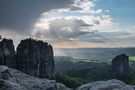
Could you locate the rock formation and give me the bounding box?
[112,54,129,74]
[0,65,71,90]
[0,39,15,68]
[0,38,55,78]
[76,79,135,90]
[16,38,55,78]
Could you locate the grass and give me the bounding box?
[129,56,135,61]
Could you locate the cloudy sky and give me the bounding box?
[0,0,135,48]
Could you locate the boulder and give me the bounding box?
[76,79,135,90]
[0,65,71,90]
[0,66,11,80]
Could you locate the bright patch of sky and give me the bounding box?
[95,0,135,29]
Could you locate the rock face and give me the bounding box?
[76,79,135,90]
[112,54,129,74]
[0,39,15,68]
[0,65,71,90]
[16,38,55,78]
[0,38,55,78]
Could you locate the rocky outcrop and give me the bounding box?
[112,54,129,74]
[76,79,135,90]
[1,66,135,90]
[0,38,55,78]
[16,38,55,78]
[0,65,71,90]
[0,39,15,68]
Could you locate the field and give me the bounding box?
[129,56,135,60]
[53,56,135,88]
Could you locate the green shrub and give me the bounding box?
[53,73,87,89]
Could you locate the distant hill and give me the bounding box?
[54,48,135,61]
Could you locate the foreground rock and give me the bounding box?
[0,66,71,90]
[76,79,135,90]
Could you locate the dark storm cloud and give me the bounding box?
[0,0,70,32]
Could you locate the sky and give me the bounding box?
[0,0,135,48]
